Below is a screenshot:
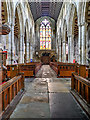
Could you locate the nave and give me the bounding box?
[10,65,88,119]
[0,1,90,119]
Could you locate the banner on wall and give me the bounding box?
[3,51,7,59]
[73,59,75,63]
[30,59,32,62]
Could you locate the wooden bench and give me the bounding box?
[58,63,75,78]
[18,62,42,77]
[35,62,42,75]
[75,63,89,79]
[7,65,19,79]
[0,65,7,84]
[50,62,75,78]
[18,64,35,77]
[6,62,42,78]
[71,73,90,104]
[50,62,89,78]
[50,62,58,75]
[0,73,24,115]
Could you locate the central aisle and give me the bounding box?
[10,65,88,119]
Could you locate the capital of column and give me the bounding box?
[78,22,82,27]
[58,45,61,48]
[67,34,74,38]
[78,22,88,27]
[18,34,20,38]
[20,34,23,37]
[62,41,66,43]
[10,23,15,27]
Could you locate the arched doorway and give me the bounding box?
[41,52,50,65]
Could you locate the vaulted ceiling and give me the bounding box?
[29,2,63,21]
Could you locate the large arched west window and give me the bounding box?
[40,19,51,50]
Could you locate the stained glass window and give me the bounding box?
[40,19,51,50]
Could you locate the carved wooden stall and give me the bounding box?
[0,24,10,35]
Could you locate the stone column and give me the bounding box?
[68,36,70,63]
[62,31,66,63]
[29,42,30,60]
[56,44,58,60]
[30,45,33,61]
[22,35,24,63]
[7,30,11,65]
[62,40,66,62]
[59,37,62,62]
[78,23,82,64]
[0,1,2,49]
[56,38,58,59]
[26,41,29,63]
[81,22,87,64]
[18,34,23,63]
[7,23,14,65]
[56,38,58,61]
[68,35,74,63]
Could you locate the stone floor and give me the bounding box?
[10,65,89,119]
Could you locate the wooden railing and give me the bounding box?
[0,73,24,115]
[71,73,90,104]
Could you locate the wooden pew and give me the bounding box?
[71,73,90,104]
[50,62,89,78]
[6,62,42,78]
[50,62,58,75]
[18,64,35,77]
[0,73,24,116]
[75,64,89,79]
[7,65,19,79]
[18,62,42,77]
[58,63,75,78]
[35,62,42,75]
[50,62,75,78]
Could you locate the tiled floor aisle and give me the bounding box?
[10,65,89,119]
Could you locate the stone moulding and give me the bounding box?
[0,24,10,35]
